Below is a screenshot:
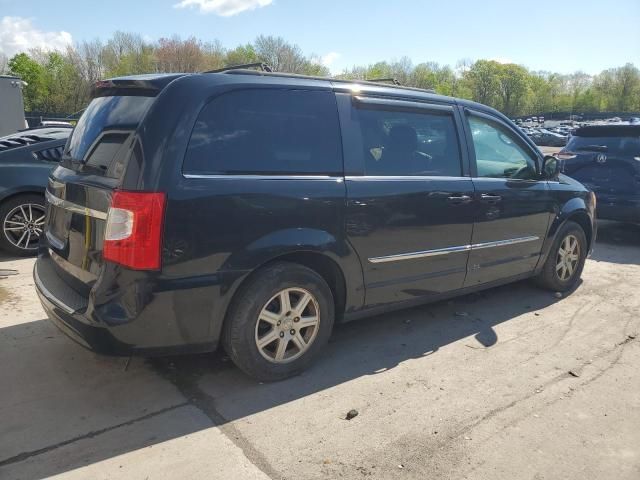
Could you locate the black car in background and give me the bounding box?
[561,125,640,224]
[0,126,71,255]
[35,71,595,381]
[529,128,568,147]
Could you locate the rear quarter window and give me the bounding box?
[183,89,343,176]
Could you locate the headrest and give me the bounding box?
[388,125,418,152]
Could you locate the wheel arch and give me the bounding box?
[208,227,366,347]
[565,210,593,250]
[211,249,351,351]
[536,197,594,273]
[0,187,46,206]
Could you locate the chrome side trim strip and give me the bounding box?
[34,263,77,314]
[470,236,540,250]
[45,190,108,220]
[369,244,471,264]
[182,174,343,181]
[184,174,468,182]
[345,175,470,181]
[368,236,540,264]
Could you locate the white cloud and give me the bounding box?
[321,52,341,68]
[0,16,72,57]
[173,0,273,16]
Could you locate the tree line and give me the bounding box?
[1,32,639,117]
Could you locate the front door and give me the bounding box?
[337,94,475,308]
[463,110,554,287]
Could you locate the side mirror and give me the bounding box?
[542,155,561,179]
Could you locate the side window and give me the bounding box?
[183,89,342,175]
[354,106,462,177]
[468,115,538,180]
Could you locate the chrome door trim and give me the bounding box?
[345,175,471,182]
[368,236,539,264]
[368,244,471,263]
[470,236,540,250]
[182,174,343,181]
[45,190,108,220]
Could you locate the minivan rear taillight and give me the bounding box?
[103,191,166,270]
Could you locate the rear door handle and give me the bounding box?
[447,195,472,205]
[480,194,502,204]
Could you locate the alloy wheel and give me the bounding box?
[2,203,46,251]
[556,234,580,282]
[254,287,321,364]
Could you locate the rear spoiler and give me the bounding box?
[92,74,187,98]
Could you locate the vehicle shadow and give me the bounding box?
[590,220,640,265]
[0,279,568,479]
[0,251,30,264]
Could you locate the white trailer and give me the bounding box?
[0,75,27,137]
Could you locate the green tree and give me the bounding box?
[8,53,47,111]
[496,63,529,116]
[411,62,439,90]
[103,31,155,76]
[5,30,640,118]
[612,63,640,111]
[225,43,258,66]
[464,60,501,107]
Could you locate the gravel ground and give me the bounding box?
[0,220,638,480]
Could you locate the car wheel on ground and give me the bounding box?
[535,220,587,292]
[0,194,46,256]
[222,262,335,381]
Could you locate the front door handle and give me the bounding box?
[480,194,502,204]
[447,195,472,205]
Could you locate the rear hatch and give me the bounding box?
[42,80,163,295]
[561,126,640,201]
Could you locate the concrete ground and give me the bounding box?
[0,221,639,480]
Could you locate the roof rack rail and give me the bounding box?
[203,62,273,74]
[214,69,440,96]
[366,77,401,86]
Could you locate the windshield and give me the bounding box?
[566,135,640,156]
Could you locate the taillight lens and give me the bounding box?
[103,191,166,270]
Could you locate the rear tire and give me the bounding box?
[534,221,587,292]
[0,194,46,257]
[222,262,335,382]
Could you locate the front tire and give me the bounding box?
[535,221,587,292]
[0,194,46,257]
[222,262,335,381]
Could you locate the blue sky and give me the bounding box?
[1,0,639,74]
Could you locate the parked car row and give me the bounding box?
[520,127,568,147]
[517,116,640,147]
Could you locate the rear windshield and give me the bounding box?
[66,95,154,177]
[566,135,640,156]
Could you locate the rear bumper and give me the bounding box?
[36,283,132,355]
[33,257,222,356]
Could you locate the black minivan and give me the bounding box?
[35,70,596,381]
